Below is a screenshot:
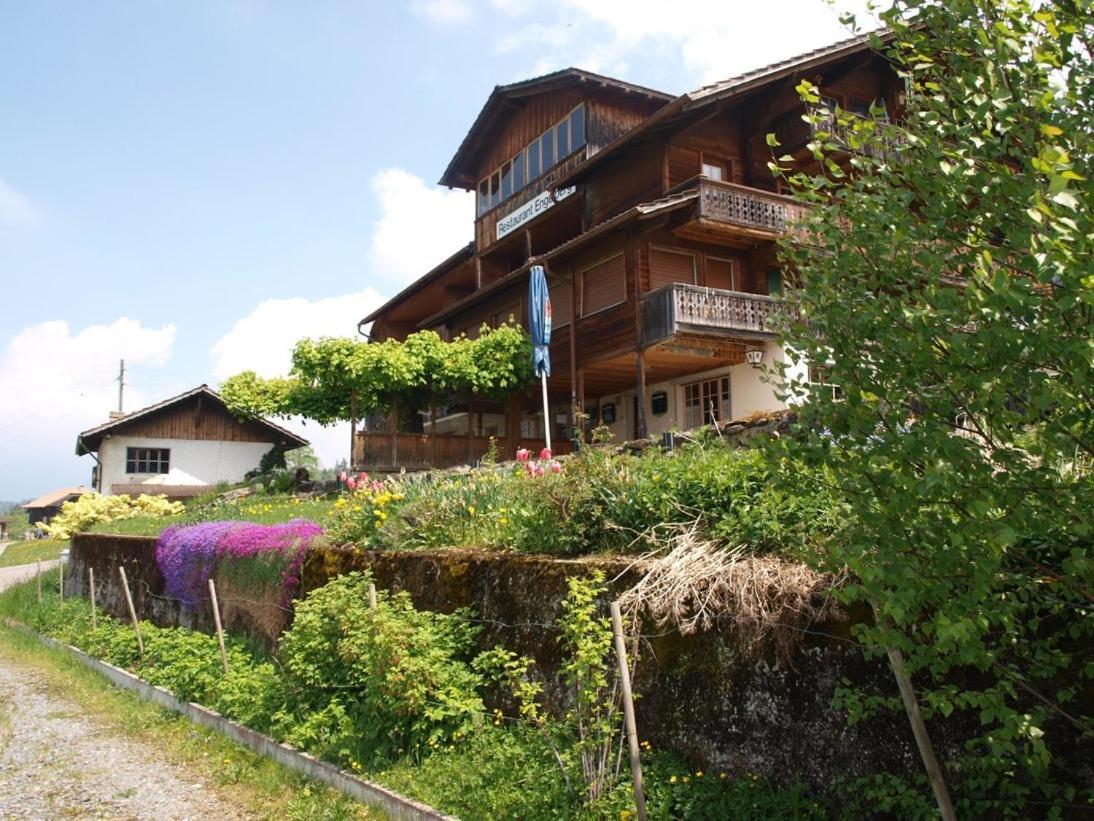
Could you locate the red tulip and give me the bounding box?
[359,471,370,483]
[339,471,348,483]
[516,448,531,462]
[346,476,357,490]
[533,463,545,477]
[540,448,552,460]
[549,460,562,474]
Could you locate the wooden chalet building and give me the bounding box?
[358,33,902,470]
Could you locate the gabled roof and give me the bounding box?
[75,385,309,456]
[439,68,674,190]
[23,486,89,510]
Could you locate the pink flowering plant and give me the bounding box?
[156,519,324,609]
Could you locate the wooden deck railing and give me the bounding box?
[352,432,567,472]
[697,179,810,237]
[641,284,783,347]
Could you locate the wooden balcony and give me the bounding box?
[695,179,810,240]
[640,283,783,348]
[352,432,568,473]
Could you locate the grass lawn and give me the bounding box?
[0,624,380,820]
[88,495,337,538]
[0,540,68,569]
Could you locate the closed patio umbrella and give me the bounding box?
[528,264,552,452]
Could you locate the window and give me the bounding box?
[808,366,844,401]
[527,140,541,181]
[701,162,724,181]
[706,257,737,291]
[126,447,170,474]
[475,105,586,215]
[513,150,524,192]
[580,253,626,316]
[478,179,489,217]
[649,247,696,290]
[684,377,731,429]
[540,128,554,170]
[570,106,585,150]
[556,120,570,159]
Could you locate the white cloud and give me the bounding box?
[367,167,472,288]
[0,318,177,499]
[210,288,385,380]
[0,176,40,227]
[411,0,473,24]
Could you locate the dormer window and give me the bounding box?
[477,104,587,217]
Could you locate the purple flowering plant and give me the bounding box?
[155,519,323,610]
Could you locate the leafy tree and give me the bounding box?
[220,323,533,425]
[771,0,1092,814]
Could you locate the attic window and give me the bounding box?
[476,104,586,216]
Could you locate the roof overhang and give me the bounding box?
[358,241,475,328]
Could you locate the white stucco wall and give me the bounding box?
[588,341,794,441]
[99,436,275,494]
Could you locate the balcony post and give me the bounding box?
[349,389,357,470]
[635,351,648,440]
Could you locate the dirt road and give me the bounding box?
[0,564,250,818]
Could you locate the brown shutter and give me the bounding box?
[706,257,736,291]
[549,282,573,327]
[649,248,696,290]
[666,145,700,188]
[581,254,626,315]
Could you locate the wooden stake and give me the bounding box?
[88,567,97,629]
[36,560,42,603]
[610,601,647,821]
[118,566,143,659]
[208,578,229,674]
[368,582,377,610]
[59,562,64,602]
[886,643,957,821]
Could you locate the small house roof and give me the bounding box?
[75,385,309,456]
[22,486,90,510]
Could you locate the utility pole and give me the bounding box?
[117,359,125,414]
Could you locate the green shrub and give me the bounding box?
[274,572,485,766]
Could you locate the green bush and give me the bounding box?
[326,441,840,559]
[274,572,485,766]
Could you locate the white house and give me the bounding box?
[75,385,308,498]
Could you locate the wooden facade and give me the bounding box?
[359,36,902,469]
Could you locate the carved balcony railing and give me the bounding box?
[641,283,783,347]
[696,179,810,238]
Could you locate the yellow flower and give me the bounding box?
[695,771,703,778]
[669,776,677,784]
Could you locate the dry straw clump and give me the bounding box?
[617,523,842,659]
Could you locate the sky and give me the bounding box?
[0,0,875,501]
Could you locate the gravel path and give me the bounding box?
[0,646,249,819]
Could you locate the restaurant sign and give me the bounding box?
[496,186,577,241]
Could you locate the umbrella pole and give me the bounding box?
[540,371,552,453]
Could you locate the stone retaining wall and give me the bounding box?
[67,533,935,789]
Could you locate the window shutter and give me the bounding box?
[582,255,626,315]
[550,282,573,327]
[706,257,736,291]
[650,248,696,290]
